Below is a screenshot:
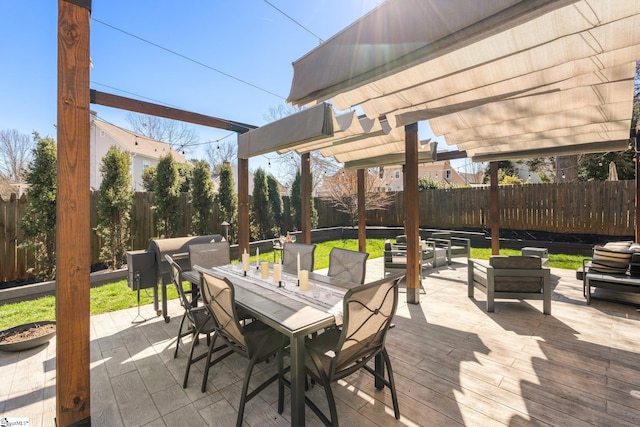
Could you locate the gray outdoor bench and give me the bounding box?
[582,264,640,305]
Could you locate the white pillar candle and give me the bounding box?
[260,261,269,279]
[273,263,281,283]
[299,269,309,291]
[242,249,250,272]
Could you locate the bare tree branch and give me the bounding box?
[0,129,33,183]
[205,138,237,173]
[320,168,393,226]
[126,113,199,154]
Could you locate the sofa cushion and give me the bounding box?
[490,255,541,269]
[590,245,632,274]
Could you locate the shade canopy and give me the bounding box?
[286,0,640,161]
[238,99,437,165]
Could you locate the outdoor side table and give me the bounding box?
[521,247,549,266]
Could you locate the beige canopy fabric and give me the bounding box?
[286,0,640,162]
[237,102,333,159]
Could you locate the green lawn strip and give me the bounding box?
[0,281,179,330]
[1,239,582,329]
[470,247,584,270]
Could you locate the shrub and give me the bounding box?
[96,146,132,269]
[20,133,57,280]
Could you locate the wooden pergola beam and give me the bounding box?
[57,0,91,425]
[90,89,256,133]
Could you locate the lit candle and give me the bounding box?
[299,270,309,291]
[260,261,269,279]
[273,263,281,283]
[297,252,300,275]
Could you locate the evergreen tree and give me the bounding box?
[289,169,317,231]
[267,174,284,235]
[96,146,132,269]
[141,166,156,191]
[290,169,301,231]
[20,133,57,280]
[176,162,193,193]
[153,155,181,237]
[250,168,272,240]
[217,163,238,242]
[190,160,215,235]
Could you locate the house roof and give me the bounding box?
[94,119,189,164]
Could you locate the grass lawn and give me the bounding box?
[0,238,583,329]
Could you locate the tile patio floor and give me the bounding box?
[2,258,640,426]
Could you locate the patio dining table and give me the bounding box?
[182,263,362,426]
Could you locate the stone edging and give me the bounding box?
[0,268,128,306]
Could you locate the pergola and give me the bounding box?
[56,0,639,424]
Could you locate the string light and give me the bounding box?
[561,170,566,179]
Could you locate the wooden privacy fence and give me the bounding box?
[338,180,634,235]
[0,181,636,282]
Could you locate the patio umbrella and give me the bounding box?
[608,161,619,181]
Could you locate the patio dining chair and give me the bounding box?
[304,275,403,426]
[189,241,230,269]
[186,241,231,303]
[196,266,288,427]
[165,255,224,389]
[282,242,316,272]
[327,247,369,284]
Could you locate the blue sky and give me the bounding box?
[1,0,458,178]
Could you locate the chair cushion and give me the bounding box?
[494,277,542,292]
[590,245,632,274]
[490,256,541,269]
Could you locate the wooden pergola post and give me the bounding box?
[57,0,92,425]
[301,153,311,243]
[490,161,500,255]
[404,123,420,304]
[636,149,640,243]
[238,157,250,259]
[357,168,366,252]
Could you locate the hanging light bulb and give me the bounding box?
[561,170,566,180]
[217,144,220,151]
[134,137,138,146]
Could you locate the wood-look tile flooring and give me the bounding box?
[2,259,640,426]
